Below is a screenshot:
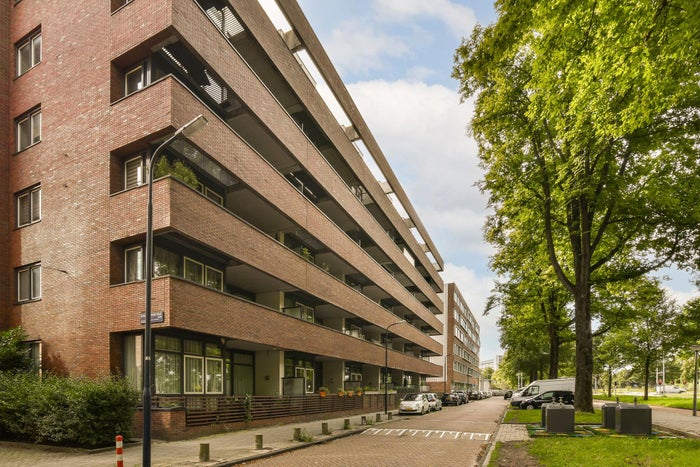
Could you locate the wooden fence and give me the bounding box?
[154,393,396,427]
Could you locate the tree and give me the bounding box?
[0,327,33,372]
[454,0,700,411]
[599,277,682,399]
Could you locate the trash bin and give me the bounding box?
[601,402,617,429]
[615,403,651,435]
[545,403,574,433]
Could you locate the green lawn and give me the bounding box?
[496,399,700,466]
[529,437,699,466]
[593,394,696,410]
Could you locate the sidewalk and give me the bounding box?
[1,403,699,466]
[0,410,401,467]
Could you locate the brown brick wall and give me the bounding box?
[0,1,10,328]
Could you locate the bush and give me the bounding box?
[0,372,139,448]
[0,327,33,372]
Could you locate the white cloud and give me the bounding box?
[347,79,489,258]
[375,0,478,39]
[324,18,410,75]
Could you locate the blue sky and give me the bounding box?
[260,1,698,362]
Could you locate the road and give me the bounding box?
[243,396,507,467]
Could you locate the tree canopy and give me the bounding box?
[454,0,700,411]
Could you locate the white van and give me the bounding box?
[510,378,575,407]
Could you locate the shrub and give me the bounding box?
[0,372,139,448]
[0,327,33,372]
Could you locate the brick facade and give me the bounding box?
[2,0,447,431]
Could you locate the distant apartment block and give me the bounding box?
[427,283,481,393]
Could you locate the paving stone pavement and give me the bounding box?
[1,400,699,466]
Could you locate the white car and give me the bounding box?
[424,392,443,411]
[399,393,430,415]
[655,385,686,394]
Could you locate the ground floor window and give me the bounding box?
[232,352,254,395]
[285,354,315,393]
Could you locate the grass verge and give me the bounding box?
[528,437,699,466]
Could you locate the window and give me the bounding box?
[205,266,223,291]
[16,185,41,227]
[184,356,204,393]
[124,155,144,189]
[155,335,182,394]
[123,335,142,390]
[125,62,149,96]
[17,31,41,76]
[17,263,41,302]
[125,246,143,282]
[184,257,204,284]
[16,109,41,152]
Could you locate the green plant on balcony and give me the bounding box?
[153,156,200,190]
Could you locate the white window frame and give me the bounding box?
[205,357,224,394]
[125,246,144,282]
[184,257,204,285]
[16,30,41,77]
[17,263,41,302]
[16,109,41,152]
[184,355,204,394]
[124,155,145,189]
[205,266,223,291]
[125,60,150,96]
[16,185,41,227]
[205,187,224,205]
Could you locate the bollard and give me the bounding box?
[376,413,381,422]
[255,434,263,450]
[388,412,393,420]
[322,422,330,435]
[115,435,124,467]
[199,443,210,462]
[343,418,351,430]
[294,427,302,441]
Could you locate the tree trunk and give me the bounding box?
[574,289,594,412]
[643,356,650,400]
[607,366,613,398]
[548,319,560,379]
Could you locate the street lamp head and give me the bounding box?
[179,114,208,138]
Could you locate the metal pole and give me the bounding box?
[692,345,700,417]
[143,115,206,466]
[384,320,405,414]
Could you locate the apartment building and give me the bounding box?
[3,0,445,422]
[427,283,481,393]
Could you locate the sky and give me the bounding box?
[259,0,699,362]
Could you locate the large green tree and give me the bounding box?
[454,0,700,411]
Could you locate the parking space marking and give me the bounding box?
[363,428,491,441]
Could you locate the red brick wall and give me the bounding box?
[0,0,10,328]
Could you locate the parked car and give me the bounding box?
[519,390,574,410]
[454,390,469,404]
[399,393,430,415]
[441,392,463,406]
[503,390,513,399]
[424,392,443,411]
[468,390,480,400]
[655,385,686,394]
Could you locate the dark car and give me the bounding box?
[519,390,574,410]
[454,390,469,404]
[441,392,463,406]
[503,390,513,399]
[468,390,480,400]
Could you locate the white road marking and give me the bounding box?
[363,428,491,441]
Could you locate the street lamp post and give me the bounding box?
[692,344,700,417]
[384,320,406,414]
[143,115,207,466]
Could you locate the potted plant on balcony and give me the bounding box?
[337,388,345,397]
[318,387,329,397]
[346,388,355,397]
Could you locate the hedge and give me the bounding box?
[0,372,139,448]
